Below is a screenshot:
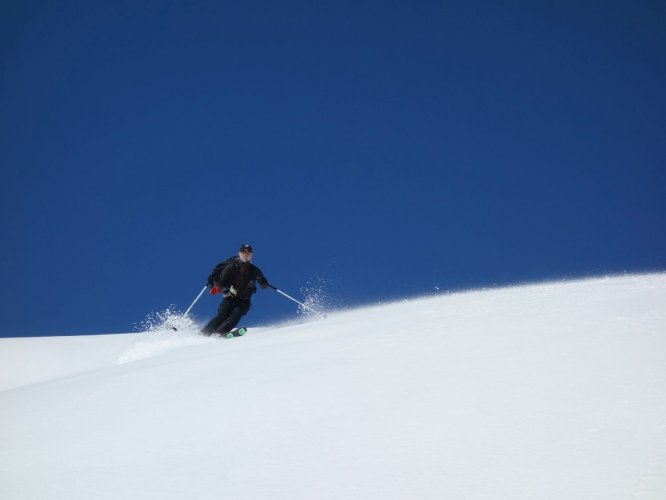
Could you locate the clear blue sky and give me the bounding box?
[2,0,664,337]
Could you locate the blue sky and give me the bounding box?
[2,0,664,337]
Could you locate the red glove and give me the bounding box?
[210,287,220,295]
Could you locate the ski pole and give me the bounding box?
[184,285,209,317]
[267,283,328,319]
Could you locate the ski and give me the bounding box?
[212,327,247,339]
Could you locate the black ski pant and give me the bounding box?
[202,297,250,335]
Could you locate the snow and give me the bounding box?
[1,273,665,499]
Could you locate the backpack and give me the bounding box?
[206,257,237,287]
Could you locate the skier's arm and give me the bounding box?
[254,266,269,289]
[217,263,235,289]
[258,275,269,289]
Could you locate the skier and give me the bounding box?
[202,244,269,337]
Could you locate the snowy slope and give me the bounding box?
[1,274,665,499]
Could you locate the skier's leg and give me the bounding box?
[215,301,250,334]
[201,299,235,335]
[201,316,222,335]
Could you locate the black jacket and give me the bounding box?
[214,257,268,301]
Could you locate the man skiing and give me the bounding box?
[202,244,269,337]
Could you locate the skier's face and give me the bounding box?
[239,250,252,263]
